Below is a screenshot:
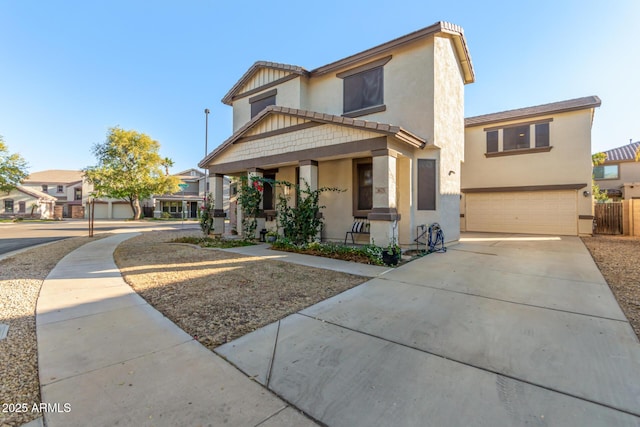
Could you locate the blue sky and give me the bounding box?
[1,0,638,174]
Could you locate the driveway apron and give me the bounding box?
[217,233,640,426]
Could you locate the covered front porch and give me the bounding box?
[200,106,435,247]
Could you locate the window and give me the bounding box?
[41,185,48,193]
[75,188,82,200]
[503,125,530,151]
[57,185,64,193]
[18,201,26,213]
[486,131,498,153]
[249,89,276,118]
[162,202,183,213]
[484,119,553,156]
[353,160,373,215]
[4,200,14,213]
[593,165,619,180]
[343,67,383,114]
[535,123,549,147]
[418,159,436,210]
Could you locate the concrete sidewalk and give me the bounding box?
[218,233,640,426]
[36,233,317,427]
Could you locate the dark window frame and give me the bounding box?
[593,164,620,180]
[338,56,391,118]
[352,158,373,217]
[4,199,14,213]
[486,130,498,153]
[249,88,277,118]
[41,185,48,193]
[417,159,436,211]
[57,185,64,193]
[483,119,553,156]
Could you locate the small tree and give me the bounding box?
[592,152,609,202]
[0,136,29,193]
[84,127,180,219]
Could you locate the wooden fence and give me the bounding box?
[594,202,623,235]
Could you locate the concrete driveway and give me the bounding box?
[217,233,640,426]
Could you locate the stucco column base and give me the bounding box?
[369,219,399,248]
[256,217,266,240]
[212,209,225,237]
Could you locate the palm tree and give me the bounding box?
[162,157,174,175]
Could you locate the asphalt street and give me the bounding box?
[0,219,199,257]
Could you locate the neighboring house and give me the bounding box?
[23,170,87,218]
[150,169,207,218]
[200,21,475,245]
[461,97,601,236]
[594,141,640,200]
[0,186,56,219]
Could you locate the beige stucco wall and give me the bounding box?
[212,122,380,166]
[317,158,356,242]
[305,38,436,141]
[462,109,594,232]
[232,76,305,132]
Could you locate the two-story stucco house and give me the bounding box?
[594,140,640,201]
[461,96,601,236]
[200,21,475,246]
[23,170,87,218]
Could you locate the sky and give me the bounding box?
[1,0,639,174]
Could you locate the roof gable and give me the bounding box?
[199,106,427,168]
[222,61,309,105]
[16,185,57,201]
[465,96,602,127]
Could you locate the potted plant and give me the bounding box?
[382,239,401,266]
[265,229,278,243]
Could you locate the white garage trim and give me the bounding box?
[465,190,578,235]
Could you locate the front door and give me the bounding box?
[190,202,198,218]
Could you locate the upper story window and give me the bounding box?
[593,165,619,180]
[484,120,552,157]
[249,89,277,118]
[74,188,82,200]
[338,56,391,118]
[41,185,48,193]
[57,185,64,193]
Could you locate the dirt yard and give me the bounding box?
[113,230,368,350]
[582,234,640,339]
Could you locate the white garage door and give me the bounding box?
[112,204,133,219]
[466,190,578,235]
[92,203,109,219]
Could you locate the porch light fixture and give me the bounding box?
[583,190,590,197]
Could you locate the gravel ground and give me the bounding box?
[0,236,106,427]
[582,235,640,339]
[114,230,368,350]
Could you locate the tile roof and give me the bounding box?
[465,96,602,127]
[221,21,474,106]
[25,169,84,184]
[199,105,427,168]
[16,186,57,201]
[602,141,640,162]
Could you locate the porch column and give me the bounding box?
[154,199,161,218]
[368,149,400,247]
[299,160,320,240]
[212,174,225,237]
[248,168,265,239]
[298,160,318,193]
[107,201,113,219]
